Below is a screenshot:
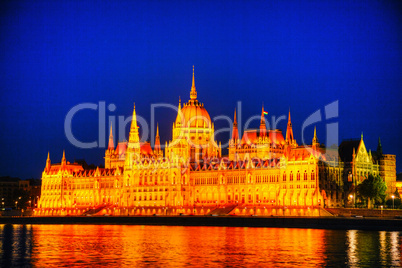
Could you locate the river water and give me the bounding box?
[0,224,400,267]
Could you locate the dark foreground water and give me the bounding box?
[0,225,400,267]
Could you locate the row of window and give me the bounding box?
[283,184,316,189]
[195,178,219,185]
[138,176,169,184]
[227,176,246,184]
[283,171,316,182]
[43,170,317,190]
[256,175,279,183]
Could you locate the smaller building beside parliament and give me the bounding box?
[36,69,397,216]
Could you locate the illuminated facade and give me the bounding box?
[36,69,396,216]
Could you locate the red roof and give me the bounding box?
[47,163,84,174]
[269,129,285,145]
[240,129,285,146]
[140,142,153,156]
[116,142,127,156]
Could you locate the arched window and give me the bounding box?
[290,172,293,181]
[311,171,315,180]
[297,171,300,181]
[304,170,308,180]
[283,173,286,182]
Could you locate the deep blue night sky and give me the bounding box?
[1,1,401,179]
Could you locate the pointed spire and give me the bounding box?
[192,65,195,88]
[361,132,363,140]
[260,105,267,137]
[234,109,237,127]
[190,65,197,100]
[232,108,239,141]
[286,108,294,144]
[61,150,66,166]
[108,123,114,150]
[128,103,140,148]
[312,126,319,145]
[175,97,183,126]
[377,137,383,156]
[46,151,51,170]
[130,103,138,131]
[314,126,317,139]
[155,123,161,153]
[156,123,160,137]
[260,105,266,125]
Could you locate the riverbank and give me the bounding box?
[0,216,401,231]
[325,208,402,217]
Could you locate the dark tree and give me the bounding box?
[357,174,387,208]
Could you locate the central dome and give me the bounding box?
[181,99,211,128]
[175,66,211,128]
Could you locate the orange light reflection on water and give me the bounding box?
[0,224,400,267]
[30,225,329,267]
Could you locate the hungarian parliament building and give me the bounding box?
[36,70,396,216]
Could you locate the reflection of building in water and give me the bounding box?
[36,69,396,216]
[347,230,401,267]
[0,225,33,267]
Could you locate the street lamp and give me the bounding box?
[349,195,354,208]
[392,195,395,209]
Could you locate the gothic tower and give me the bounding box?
[125,103,141,169]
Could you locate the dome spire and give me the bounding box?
[190,65,197,100]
